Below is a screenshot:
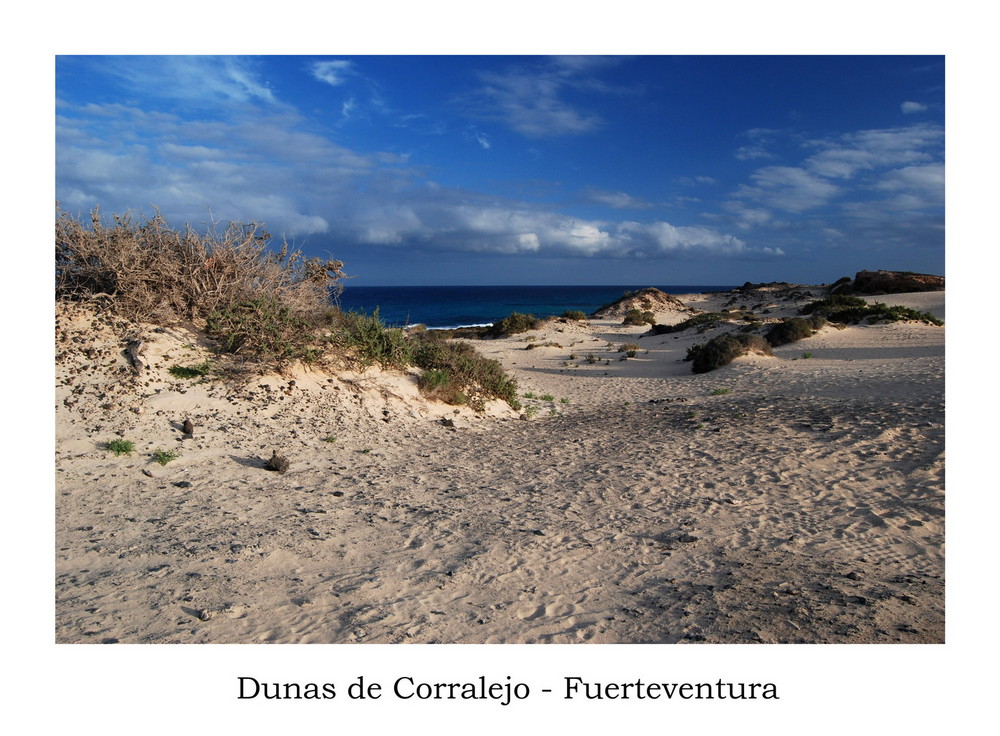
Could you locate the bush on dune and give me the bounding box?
[800,294,942,326]
[411,334,520,411]
[764,316,826,347]
[56,206,345,325]
[486,312,541,337]
[622,309,656,326]
[687,333,773,374]
[324,308,413,370]
[55,207,522,411]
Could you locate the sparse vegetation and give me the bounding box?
[152,448,180,465]
[650,311,755,335]
[168,360,213,379]
[561,310,588,320]
[106,439,135,456]
[710,388,732,395]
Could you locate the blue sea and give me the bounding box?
[335,285,737,330]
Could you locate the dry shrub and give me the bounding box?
[55,206,345,325]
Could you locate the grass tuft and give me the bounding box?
[152,448,180,465]
[106,439,135,456]
[168,360,213,379]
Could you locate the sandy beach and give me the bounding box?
[55,284,944,644]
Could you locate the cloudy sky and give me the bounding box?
[56,55,944,286]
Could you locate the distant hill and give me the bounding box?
[591,287,690,319]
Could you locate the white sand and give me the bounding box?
[55,286,944,643]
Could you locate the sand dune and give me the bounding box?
[55,286,944,643]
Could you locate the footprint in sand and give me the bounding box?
[516,604,546,621]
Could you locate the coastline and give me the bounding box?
[55,282,944,643]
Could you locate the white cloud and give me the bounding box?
[676,176,717,186]
[311,60,354,87]
[901,101,929,114]
[584,189,655,209]
[876,163,945,194]
[110,56,277,106]
[804,125,943,179]
[475,132,491,150]
[737,166,840,213]
[735,128,778,160]
[57,94,772,266]
[460,59,620,138]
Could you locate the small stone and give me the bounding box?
[173,481,192,488]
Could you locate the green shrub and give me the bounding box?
[800,294,867,316]
[561,310,588,320]
[623,309,656,326]
[765,317,817,347]
[326,308,413,369]
[412,336,520,411]
[168,360,213,379]
[689,333,773,374]
[487,312,540,337]
[206,296,317,362]
[801,295,942,325]
[152,448,180,465]
[106,439,135,456]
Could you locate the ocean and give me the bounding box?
[334,285,737,329]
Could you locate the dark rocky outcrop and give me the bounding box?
[851,270,944,295]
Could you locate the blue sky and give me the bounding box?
[56,55,945,286]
